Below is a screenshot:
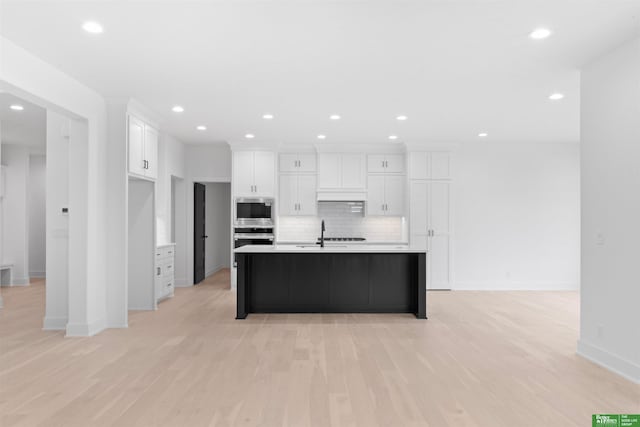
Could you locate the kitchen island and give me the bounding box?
[235,245,427,319]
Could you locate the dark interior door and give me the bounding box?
[194,183,206,284]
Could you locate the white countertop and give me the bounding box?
[234,244,426,253]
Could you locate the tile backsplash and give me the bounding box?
[278,202,407,242]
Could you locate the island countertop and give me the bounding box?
[234,244,426,253]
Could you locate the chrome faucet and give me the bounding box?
[320,219,326,248]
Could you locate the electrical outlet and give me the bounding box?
[595,232,605,246]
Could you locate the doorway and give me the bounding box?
[193,182,231,285]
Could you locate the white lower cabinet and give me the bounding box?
[155,244,175,301]
[410,180,452,290]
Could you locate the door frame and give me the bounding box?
[185,177,231,288]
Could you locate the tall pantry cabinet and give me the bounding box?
[409,152,452,290]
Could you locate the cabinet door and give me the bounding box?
[341,154,365,189]
[279,153,299,173]
[253,152,275,196]
[428,181,451,290]
[297,175,317,215]
[409,152,430,180]
[233,151,255,196]
[278,174,298,216]
[144,125,158,180]
[367,175,386,216]
[296,153,317,173]
[431,152,451,179]
[318,153,341,189]
[410,181,429,234]
[367,155,387,173]
[384,175,405,216]
[429,235,451,290]
[384,154,405,174]
[128,116,146,177]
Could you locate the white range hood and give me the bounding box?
[316,191,367,202]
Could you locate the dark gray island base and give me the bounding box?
[235,247,427,319]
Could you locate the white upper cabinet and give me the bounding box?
[367,175,386,215]
[233,151,275,197]
[279,174,298,216]
[318,153,366,190]
[279,153,316,173]
[367,174,405,216]
[128,115,158,180]
[409,152,450,180]
[296,175,317,215]
[143,126,158,180]
[279,174,317,216]
[368,154,405,174]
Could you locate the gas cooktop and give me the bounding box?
[317,237,366,242]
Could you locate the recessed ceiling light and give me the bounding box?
[396,115,408,121]
[478,132,488,137]
[549,93,565,100]
[388,135,398,140]
[329,114,341,120]
[529,28,552,40]
[9,104,24,111]
[262,114,274,120]
[82,21,104,34]
[245,133,255,139]
[317,134,326,140]
[172,105,184,113]
[196,125,207,131]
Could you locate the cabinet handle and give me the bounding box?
[385,160,388,168]
[157,267,161,275]
[298,203,302,211]
[381,160,385,168]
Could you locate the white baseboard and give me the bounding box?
[175,276,192,287]
[1,276,30,286]
[453,281,579,291]
[65,318,106,337]
[577,339,640,384]
[29,272,46,279]
[43,316,67,330]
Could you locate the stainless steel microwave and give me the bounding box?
[234,198,274,227]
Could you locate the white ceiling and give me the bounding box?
[0,93,46,148]
[1,1,639,145]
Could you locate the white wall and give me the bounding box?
[182,144,231,286]
[204,183,231,276]
[578,36,640,383]
[2,36,109,336]
[452,141,580,290]
[0,144,30,285]
[28,154,46,278]
[157,133,185,244]
[43,111,69,330]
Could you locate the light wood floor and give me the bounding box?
[0,272,638,427]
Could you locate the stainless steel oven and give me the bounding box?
[233,226,274,267]
[234,198,274,228]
